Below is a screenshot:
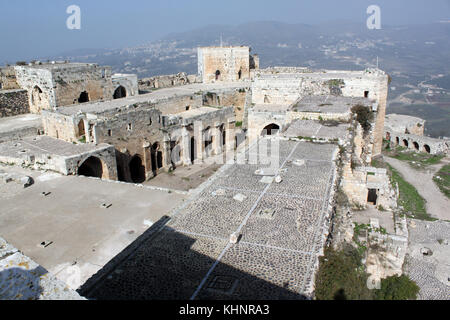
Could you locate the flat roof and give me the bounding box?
[0,135,111,158]
[55,81,251,116]
[294,95,374,113]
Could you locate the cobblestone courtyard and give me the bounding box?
[82,138,338,300]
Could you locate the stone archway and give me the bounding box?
[77,120,85,137]
[413,141,420,151]
[423,144,431,154]
[78,156,103,178]
[113,86,127,99]
[261,123,280,136]
[30,85,49,113]
[129,155,146,183]
[403,139,409,148]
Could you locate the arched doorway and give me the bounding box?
[78,157,103,178]
[113,86,127,99]
[423,144,431,154]
[261,123,280,136]
[215,70,221,81]
[396,137,400,145]
[413,142,420,151]
[31,85,48,112]
[403,139,409,148]
[77,120,85,137]
[78,91,89,103]
[151,142,163,172]
[129,155,146,183]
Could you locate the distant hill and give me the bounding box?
[40,20,450,137]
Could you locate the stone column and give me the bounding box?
[194,121,204,163]
[163,136,172,171]
[226,119,236,151]
[143,141,154,180]
[213,122,223,156]
[181,125,192,166]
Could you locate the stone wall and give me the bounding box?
[251,68,388,155]
[51,65,114,107]
[203,88,247,122]
[14,63,115,113]
[138,73,198,92]
[0,89,30,117]
[385,114,425,136]
[14,66,56,112]
[198,46,251,83]
[112,74,139,98]
[386,130,449,155]
[341,164,397,209]
[0,66,20,90]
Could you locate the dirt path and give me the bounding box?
[385,156,450,221]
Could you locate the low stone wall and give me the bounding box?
[0,89,30,117]
[138,73,198,92]
[289,111,351,122]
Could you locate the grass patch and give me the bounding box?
[315,245,420,300]
[315,245,373,300]
[235,121,242,127]
[375,275,420,300]
[386,163,435,221]
[433,164,450,199]
[385,146,444,169]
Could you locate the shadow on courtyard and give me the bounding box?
[78,215,307,300]
[0,266,45,300]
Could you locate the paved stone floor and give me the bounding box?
[404,219,450,300]
[84,138,338,300]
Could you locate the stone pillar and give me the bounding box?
[194,121,204,163]
[181,125,192,166]
[226,119,236,151]
[143,141,154,179]
[163,136,172,171]
[213,122,223,156]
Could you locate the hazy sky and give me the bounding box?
[0,0,449,63]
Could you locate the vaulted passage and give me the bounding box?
[78,157,103,178]
[423,144,431,154]
[261,123,280,136]
[413,141,420,151]
[78,91,90,103]
[129,155,146,183]
[113,86,127,99]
